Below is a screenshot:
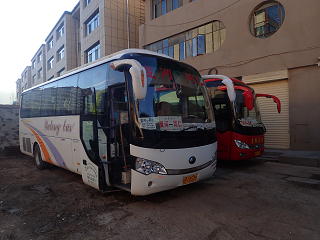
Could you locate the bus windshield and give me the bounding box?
[234,89,262,127]
[127,54,214,132]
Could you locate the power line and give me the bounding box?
[199,44,320,72]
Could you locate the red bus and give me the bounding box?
[203,75,281,161]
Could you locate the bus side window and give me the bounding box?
[20,92,31,118]
[56,74,78,116]
[29,88,42,117]
[41,82,57,117]
[78,64,108,115]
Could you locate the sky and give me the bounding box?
[0,0,80,104]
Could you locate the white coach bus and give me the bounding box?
[19,49,217,196]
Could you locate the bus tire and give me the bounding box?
[34,144,49,170]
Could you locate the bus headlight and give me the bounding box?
[234,139,249,149]
[211,152,217,161]
[136,158,167,175]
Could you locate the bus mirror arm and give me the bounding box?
[202,75,236,102]
[111,59,147,100]
[256,94,281,113]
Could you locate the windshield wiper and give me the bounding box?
[152,126,201,149]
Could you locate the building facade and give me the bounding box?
[15,79,21,105]
[20,66,31,93]
[45,4,81,81]
[139,0,320,151]
[30,44,46,88]
[17,0,145,101]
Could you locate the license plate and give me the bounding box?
[182,174,198,185]
[255,151,261,156]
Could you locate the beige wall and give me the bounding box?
[140,0,320,150]
[140,0,320,76]
[288,66,320,150]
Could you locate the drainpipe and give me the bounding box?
[127,0,130,48]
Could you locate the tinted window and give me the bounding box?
[20,92,31,118]
[41,82,58,117]
[30,88,42,117]
[56,74,79,115]
[78,64,108,115]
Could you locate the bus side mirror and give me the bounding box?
[110,59,147,100]
[202,74,236,102]
[242,91,253,110]
[222,78,236,102]
[256,93,281,113]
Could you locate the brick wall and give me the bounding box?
[0,105,20,156]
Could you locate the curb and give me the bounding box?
[262,149,320,168]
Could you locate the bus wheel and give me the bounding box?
[34,144,49,170]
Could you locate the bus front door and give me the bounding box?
[107,84,131,190]
[80,88,102,190]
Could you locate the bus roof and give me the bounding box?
[22,49,174,94]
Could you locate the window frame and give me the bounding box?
[85,0,92,7]
[48,37,54,51]
[38,52,42,63]
[152,0,183,19]
[38,68,43,79]
[57,24,64,39]
[57,46,65,61]
[86,42,100,63]
[144,20,226,60]
[251,2,285,39]
[48,57,54,70]
[85,10,99,36]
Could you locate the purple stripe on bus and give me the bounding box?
[25,122,69,170]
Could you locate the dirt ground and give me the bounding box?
[1,155,320,240]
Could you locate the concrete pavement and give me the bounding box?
[259,148,320,168]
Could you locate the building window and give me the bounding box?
[25,83,27,89]
[152,0,183,19]
[249,2,285,39]
[48,37,54,51]
[85,0,92,7]
[48,57,54,70]
[57,24,64,39]
[145,21,226,61]
[32,60,36,69]
[22,87,24,91]
[32,75,36,84]
[57,68,65,77]
[57,47,65,61]
[85,11,99,36]
[38,68,43,79]
[86,42,100,63]
[48,76,54,81]
[38,52,42,63]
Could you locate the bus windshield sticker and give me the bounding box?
[239,118,259,126]
[139,117,156,130]
[158,116,183,131]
